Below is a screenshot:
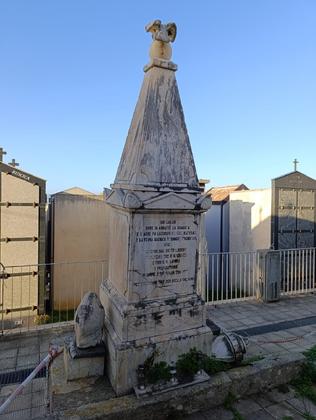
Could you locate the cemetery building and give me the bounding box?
[205,169,316,253]
[204,184,248,253]
[48,187,109,310]
[271,170,316,250]
[0,152,46,328]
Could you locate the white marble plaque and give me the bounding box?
[131,214,198,299]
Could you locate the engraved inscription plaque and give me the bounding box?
[131,214,198,300]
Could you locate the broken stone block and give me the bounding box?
[74,292,104,348]
[64,340,105,381]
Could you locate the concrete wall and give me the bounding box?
[205,204,221,253]
[229,189,272,252]
[205,202,230,254]
[222,202,230,252]
[51,193,109,309]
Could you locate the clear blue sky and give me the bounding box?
[1,1,315,194]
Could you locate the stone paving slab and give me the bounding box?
[208,294,316,358]
[186,386,316,420]
[287,396,316,417]
[264,402,304,419]
[185,407,234,419]
[208,295,316,325]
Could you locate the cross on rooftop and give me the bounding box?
[293,158,299,171]
[0,148,7,162]
[8,158,19,168]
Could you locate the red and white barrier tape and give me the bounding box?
[0,345,63,415]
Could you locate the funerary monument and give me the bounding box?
[100,20,213,395]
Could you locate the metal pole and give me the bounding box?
[0,262,5,335]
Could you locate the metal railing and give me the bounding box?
[1,247,316,333]
[280,247,316,295]
[200,251,259,304]
[200,247,316,305]
[0,260,107,335]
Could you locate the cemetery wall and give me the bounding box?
[50,193,109,309]
[1,173,39,265]
[0,170,44,325]
[205,204,222,253]
[229,188,271,252]
[205,202,230,253]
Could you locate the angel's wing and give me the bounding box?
[145,20,161,36]
[166,23,177,42]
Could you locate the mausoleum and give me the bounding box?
[0,151,46,328]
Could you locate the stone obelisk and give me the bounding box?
[100,20,213,395]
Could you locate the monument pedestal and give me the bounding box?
[100,196,213,395]
[101,310,212,395]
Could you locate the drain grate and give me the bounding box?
[0,366,46,386]
[234,315,316,337]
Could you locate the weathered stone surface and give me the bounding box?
[145,20,177,60]
[64,341,105,381]
[74,292,104,349]
[100,280,205,342]
[112,66,199,191]
[131,212,199,300]
[100,20,213,395]
[102,319,213,396]
[55,353,306,419]
[69,340,105,359]
[107,189,209,210]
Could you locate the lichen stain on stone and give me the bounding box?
[165,297,177,306]
[134,315,147,327]
[189,307,199,317]
[169,308,182,317]
[114,67,199,189]
[152,312,163,323]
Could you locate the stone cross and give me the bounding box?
[8,158,19,168]
[293,158,299,171]
[0,148,7,162]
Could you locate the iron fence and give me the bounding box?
[280,247,316,295]
[200,247,316,305]
[1,248,316,332]
[200,251,259,304]
[0,260,107,335]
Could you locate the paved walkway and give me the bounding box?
[186,385,316,419]
[1,295,316,419]
[183,294,316,419]
[207,294,316,358]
